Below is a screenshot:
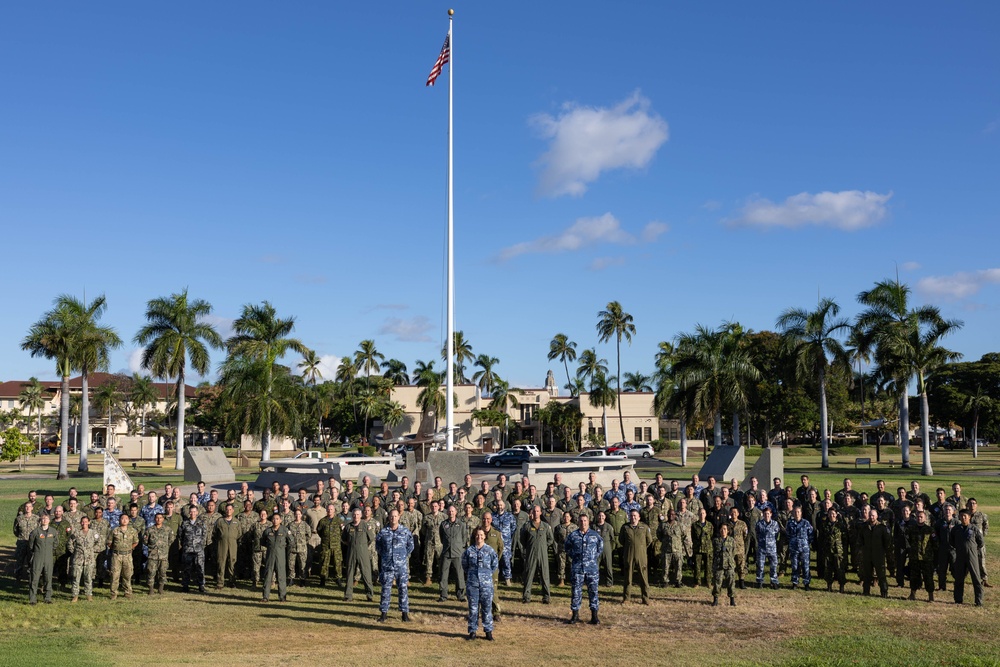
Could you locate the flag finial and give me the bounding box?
[448,8,454,16]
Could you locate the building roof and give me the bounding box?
[0,373,197,399]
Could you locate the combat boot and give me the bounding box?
[484,631,494,641]
[589,610,600,625]
[86,595,92,601]
[928,589,934,602]
[148,589,154,596]
[908,591,916,600]
[804,583,810,591]
[466,632,476,641]
[771,582,779,590]
[378,612,387,623]
[71,596,78,603]
[402,612,410,622]
[839,583,845,594]
[569,610,579,624]
[757,582,763,589]
[712,596,719,606]
[827,582,833,592]
[319,577,326,587]
[737,580,745,590]
[729,596,736,606]
[558,578,565,587]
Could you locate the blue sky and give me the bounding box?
[2,2,998,390]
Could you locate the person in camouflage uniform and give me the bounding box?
[249,510,271,587]
[819,507,848,593]
[287,508,313,586]
[860,509,891,598]
[260,513,292,602]
[935,503,958,592]
[144,512,173,594]
[755,507,780,589]
[421,502,444,585]
[619,509,653,604]
[657,509,685,587]
[108,514,139,600]
[178,506,207,593]
[492,501,517,586]
[554,511,578,587]
[967,499,989,588]
[726,507,749,589]
[342,509,375,602]
[785,506,814,590]
[462,526,499,640]
[364,505,382,576]
[49,506,72,590]
[200,500,221,582]
[565,514,604,625]
[691,508,714,588]
[316,504,344,587]
[376,508,415,622]
[69,515,103,602]
[711,523,737,606]
[14,502,40,582]
[907,509,936,601]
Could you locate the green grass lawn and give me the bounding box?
[1,449,999,666]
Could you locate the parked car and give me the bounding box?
[509,444,540,457]
[606,442,632,454]
[293,451,325,460]
[483,449,532,467]
[564,448,627,463]
[621,443,655,459]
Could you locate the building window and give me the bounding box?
[634,427,642,442]
[644,427,652,441]
[520,404,536,425]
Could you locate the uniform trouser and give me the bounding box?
[182,551,205,590]
[756,548,778,584]
[344,553,373,599]
[55,553,70,586]
[895,547,909,587]
[622,558,650,601]
[251,550,264,583]
[132,548,145,583]
[289,550,308,582]
[263,556,287,600]
[936,550,955,590]
[29,557,53,603]
[571,568,599,611]
[733,552,747,581]
[110,552,134,596]
[851,540,863,574]
[953,561,983,605]
[692,552,711,585]
[522,554,551,601]
[204,544,217,579]
[440,556,465,599]
[861,556,887,595]
[790,549,811,586]
[98,548,110,583]
[318,545,342,582]
[600,548,615,585]
[824,552,846,586]
[712,568,735,598]
[777,543,788,574]
[556,550,570,582]
[424,544,441,580]
[467,581,494,633]
[978,546,988,583]
[815,547,825,580]
[499,546,513,581]
[14,541,30,578]
[379,567,410,613]
[170,544,182,582]
[747,537,757,564]
[662,552,683,585]
[148,557,168,591]
[72,557,96,597]
[216,541,237,587]
[910,559,934,594]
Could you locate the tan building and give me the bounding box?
[379,370,661,452]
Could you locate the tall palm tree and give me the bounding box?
[576,348,608,388]
[489,379,520,448]
[588,372,617,446]
[964,386,992,459]
[441,331,474,383]
[93,381,121,450]
[225,301,308,461]
[134,289,223,470]
[22,300,78,479]
[412,359,439,383]
[596,301,636,443]
[622,372,653,393]
[355,339,385,390]
[472,354,501,396]
[220,356,302,457]
[856,278,944,469]
[883,316,963,476]
[62,294,122,472]
[381,359,410,386]
[776,297,852,469]
[653,343,694,466]
[547,334,578,396]
[130,374,159,436]
[298,349,323,386]
[416,372,447,429]
[18,378,46,454]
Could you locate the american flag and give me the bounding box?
[426,34,450,87]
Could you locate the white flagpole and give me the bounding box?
[445,9,455,451]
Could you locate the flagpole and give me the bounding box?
[445,8,455,451]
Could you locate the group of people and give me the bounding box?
[12,469,991,638]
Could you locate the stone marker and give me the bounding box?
[184,446,236,484]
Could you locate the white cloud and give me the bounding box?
[498,213,633,261]
[531,91,669,197]
[641,221,669,243]
[379,316,433,343]
[588,256,626,271]
[316,354,342,380]
[901,261,921,271]
[199,314,236,340]
[917,268,1000,300]
[728,190,892,231]
[127,348,145,374]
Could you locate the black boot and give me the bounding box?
[712,596,719,607]
[484,631,494,641]
[771,582,779,590]
[737,580,745,590]
[757,582,763,589]
[569,610,579,624]
[466,632,476,640]
[402,612,410,622]
[378,612,387,623]
[729,596,736,606]
[590,609,600,625]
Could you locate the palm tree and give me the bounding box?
[964,386,992,459]
[225,301,309,460]
[653,343,694,466]
[856,278,944,469]
[776,297,852,469]
[566,377,587,397]
[382,400,406,430]
[130,374,159,436]
[18,378,46,454]
[882,316,963,476]
[22,300,78,479]
[93,381,121,450]
[61,294,122,472]
[588,372,617,447]
[355,339,385,390]
[472,354,501,396]
[622,372,653,393]
[134,289,223,470]
[298,349,323,386]
[416,372,447,429]
[441,330,474,383]
[381,359,410,386]
[489,379,520,448]
[220,356,302,457]
[576,348,608,388]
[547,334,578,395]
[596,301,636,443]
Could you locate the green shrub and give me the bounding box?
[357,446,376,457]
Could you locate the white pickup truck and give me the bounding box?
[293,451,326,460]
